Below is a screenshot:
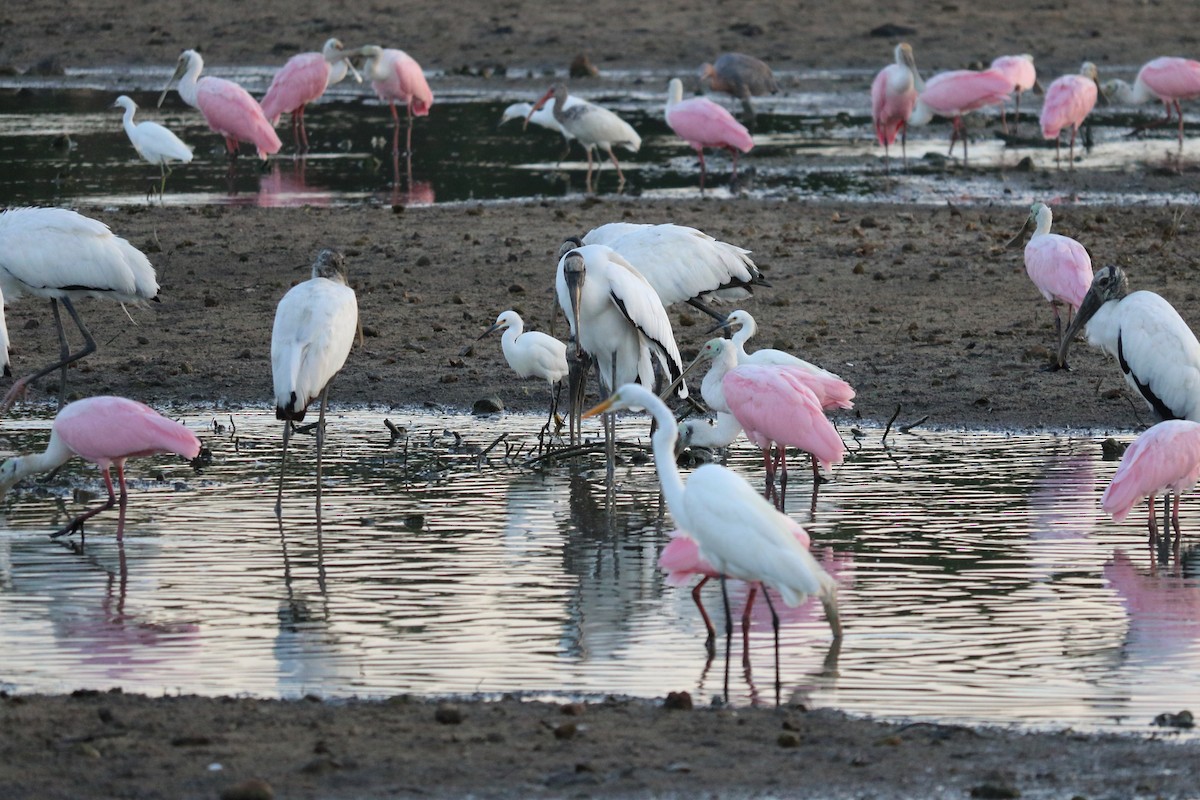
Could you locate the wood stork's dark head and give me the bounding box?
[558,237,585,356]
[1057,264,1128,369]
[311,248,348,284]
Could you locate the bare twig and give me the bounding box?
[881,404,901,446]
[480,432,508,459]
[899,415,929,433]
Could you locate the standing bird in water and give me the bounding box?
[1058,265,1200,423]
[1009,202,1092,352]
[260,38,361,152]
[871,43,921,170]
[989,54,1038,135]
[699,52,779,128]
[478,310,569,450]
[908,67,1012,164]
[1103,57,1200,149]
[158,49,281,161]
[0,396,201,539]
[527,85,641,193]
[664,78,754,190]
[272,249,358,518]
[583,384,841,703]
[1102,419,1200,554]
[111,95,193,200]
[358,45,433,157]
[1040,62,1101,167]
[0,207,158,410]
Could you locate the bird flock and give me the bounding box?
[1,39,1200,702]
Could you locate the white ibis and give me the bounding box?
[527,85,641,193]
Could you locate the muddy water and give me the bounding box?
[0,407,1196,735]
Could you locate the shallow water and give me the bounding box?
[3,65,1200,208]
[0,407,1197,736]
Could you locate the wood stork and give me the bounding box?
[478,310,569,450]
[581,222,768,322]
[1058,265,1200,422]
[112,95,193,199]
[272,249,358,518]
[1009,203,1093,352]
[260,38,361,152]
[0,207,158,410]
[583,383,840,702]
[527,85,641,193]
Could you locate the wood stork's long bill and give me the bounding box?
[1056,264,1125,369]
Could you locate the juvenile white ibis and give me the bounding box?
[112,95,193,199]
[478,309,569,448]
[527,85,641,193]
[1058,265,1200,422]
[699,52,780,126]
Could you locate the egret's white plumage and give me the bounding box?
[0,207,157,407]
[581,223,767,318]
[480,310,568,385]
[113,95,193,197]
[1059,265,1200,421]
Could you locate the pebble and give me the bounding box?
[435,703,464,724]
[664,691,693,710]
[220,778,274,800]
[472,396,504,414]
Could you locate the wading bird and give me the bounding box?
[527,85,641,193]
[358,45,433,156]
[272,249,358,518]
[0,207,158,410]
[678,412,743,454]
[699,52,779,126]
[664,77,754,190]
[1103,57,1200,149]
[478,310,569,449]
[1040,62,1101,167]
[719,310,850,383]
[0,396,200,539]
[158,49,281,161]
[1058,265,1200,422]
[584,384,841,702]
[260,38,361,152]
[1102,419,1200,553]
[871,43,921,169]
[1009,202,1092,351]
[989,54,1037,135]
[581,222,767,323]
[112,95,193,199]
[908,67,1011,163]
[499,95,582,160]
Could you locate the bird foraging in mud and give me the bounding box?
[478,310,569,450]
[1102,57,1200,150]
[1040,62,1101,168]
[871,43,921,170]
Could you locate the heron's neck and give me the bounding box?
[645,401,687,517]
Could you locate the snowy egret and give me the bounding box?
[112,95,193,199]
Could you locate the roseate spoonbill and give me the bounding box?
[1103,57,1200,148]
[478,310,569,449]
[358,45,433,156]
[665,78,754,190]
[908,67,1011,163]
[1008,202,1092,351]
[871,43,921,170]
[583,384,841,702]
[1102,419,1200,552]
[670,338,849,507]
[989,54,1038,135]
[260,38,361,152]
[556,239,686,476]
[581,222,768,322]
[527,85,641,193]
[1040,62,1100,167]
[272,249,358,518]
[111,95,193,199]
[0,396,201,539]
[1058,265,1200,422]
[718,310,851,387]
[699,52,779,126]
[660,523,810,653]
[0,207,157,410]
[158,49,281,161]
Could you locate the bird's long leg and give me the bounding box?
[1013,91,1022,137]
[1068,126,1077,169]
[406,101,415,158]
[691,576,716,656]
[300,106,311,153]
[606,146,625,190]
[1172,492,1183,561]
[777,447,790,512]
[1054,136,1062,169]
[315,384,330,524]
[224,136,239,159]
[291,111,301,152]
[51,299,71,408]
[1001,105,1009,135]
[720,574,732,704]
[741,584,758,669]
[1146,493,1158,548]
[762,587,782,707]
[761,446,775,502]
[159,162,169,203]
[584,148,595,194]
[1176,99,1185,150]
[947,118,959,157]
[900,123,908,171]
[3,297,97,412]
[390,102,401,155]
[605,361,617,483]
[50,467,118,539]
[697,149,707,192]
[731,150,740,185]
[275,418,293,519]
[961,119,970,165]
[115,463,129,539]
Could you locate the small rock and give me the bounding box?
[1153,710,1195,729]
[970,784,1020,799]
[561,702,586,716]
[508,283,526,294]
[435,703,464,724]
[416,255,431,267]
[553,722,577,739]
[869,23,917,37]
[1101,438,1128,461]
[73,743,101,759]
[777,732,801,748]
[664,691,693,710]
[472,396,504,414]
[220,778,274,800]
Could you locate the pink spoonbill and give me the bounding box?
[1040,62,1101,167]
[527,85,641,193]
[989,54,1038,135]
[0,396,201,539]
[1102,419,1200,553]
[699,52,779,126]
[1008,202,1093,352]
[272,249,359,518]
[665,77,754,190]
[1103,57,1200,149]
[260,38,361,152]
[358,45,433,157]
[871,43,921,170]
[158,49,281,161]
[908,67,1011,163]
